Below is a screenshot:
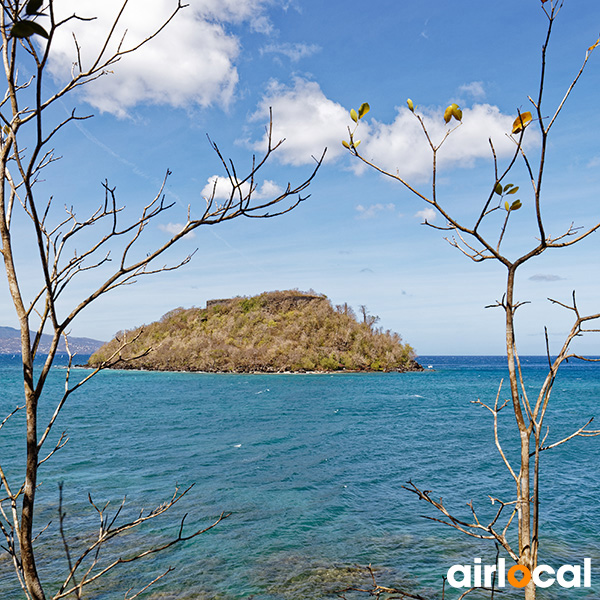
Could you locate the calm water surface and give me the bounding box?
[0,355,599,599]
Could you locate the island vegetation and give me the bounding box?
[87,290,421,373]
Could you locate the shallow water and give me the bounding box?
[0,355,599,598]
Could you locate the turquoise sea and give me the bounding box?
[0,355,599,599]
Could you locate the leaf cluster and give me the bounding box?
[342,103,370,151]
[10,0,49,39]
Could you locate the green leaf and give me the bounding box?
[353,140,361,148]
[494,182,503,195]
[506,186,519,195]
[358,103,370,119]
[510,200,522,211]
[25,0,44,15]
[503,184,514,192]
[11,20,49,39]
[342,140,351,149]
[350,108,358,123]
[407,98,414,112]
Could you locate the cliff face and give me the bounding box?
[88,290,422,373]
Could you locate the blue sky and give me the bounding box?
[2,0,599,355]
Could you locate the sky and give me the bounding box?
[1,0,599,355]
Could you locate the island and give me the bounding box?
[87,290,422,373]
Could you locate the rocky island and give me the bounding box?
[87,290,422,373]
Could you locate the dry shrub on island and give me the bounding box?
[88,290,419,373]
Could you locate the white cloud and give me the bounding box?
[195,0,277,32]
[250,78,351,166]
[360,104,522,181]
[158,222,196,238]
[45,0,277,116]
[248,79,525,178]
[260,42,321,62]
[201,175,284,201]
[256,179,285,198]
[587,156,600,168]
[415,207,437,222]
[459,81,486,100]
[356,203,395,219]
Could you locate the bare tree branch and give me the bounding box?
[53,484,230,599]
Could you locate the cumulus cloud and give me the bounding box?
[45,0,277,116]
[249,80,524,177]
[158,222,196,238]
[459,81,486,100]
[250,78,351,165]
[360,104,520,181]
[254,179,285,198]
[260,42,321,62]
[195,0,277,32]
[355,203,395,219]
[415,207,437,222]
[201,175,284,201]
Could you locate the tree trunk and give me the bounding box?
[519,432,535,600]
[20,356,46,600]
[506,268,536,600]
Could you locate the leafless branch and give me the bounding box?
[533,418,600,455]
[123,567,175,600]
[54,484,230,599]
[37,329,150,453]
[38,432,69,467]
[402,481,518,561]
[472,381,518,483]
[0,403,24,432]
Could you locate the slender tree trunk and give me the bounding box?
[0,165,46,598]
[505,268,536,599]
[18,326,45,600]
[21,382,45,600]
[519,433,535,600]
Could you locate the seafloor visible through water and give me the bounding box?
[0,355,598,599]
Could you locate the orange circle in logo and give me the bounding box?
[507,565,532,588]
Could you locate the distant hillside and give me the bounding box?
[0,326,104,355]
[88,290,422,373]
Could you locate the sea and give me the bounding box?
[0,355,598,599]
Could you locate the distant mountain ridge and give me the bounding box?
[0,326,104,355]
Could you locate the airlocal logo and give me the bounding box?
[447,558,592,589]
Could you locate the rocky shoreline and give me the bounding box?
[86,357,425,374]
